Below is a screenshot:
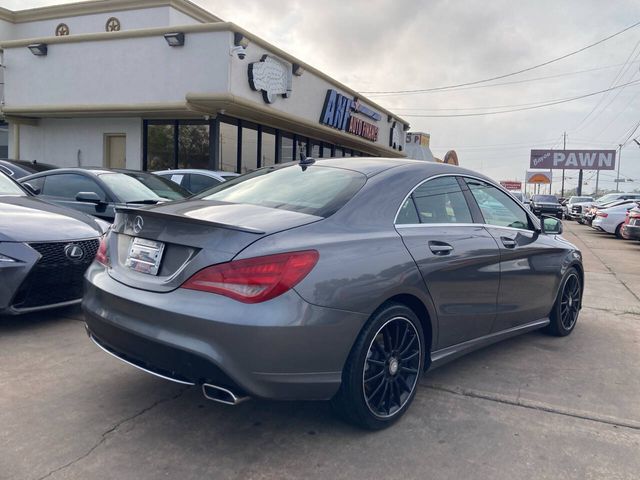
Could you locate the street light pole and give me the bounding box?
[616,144,623,192]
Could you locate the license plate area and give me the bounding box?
[125,238,165,275]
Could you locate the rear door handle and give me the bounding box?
[429,241,454,255]
[501,236,517,248]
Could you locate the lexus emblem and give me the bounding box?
[133,216,144,234]
[64,244,85,261]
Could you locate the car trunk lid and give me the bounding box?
[106,201,322,292]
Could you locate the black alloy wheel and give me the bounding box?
[363,317,421,418]
[545,268,581,336]
[331,303,425,430]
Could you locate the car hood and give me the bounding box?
[0,196,103,242]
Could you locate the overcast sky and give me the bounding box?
[3,0,640,194]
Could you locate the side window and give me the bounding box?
[466,179,531,230]
[397,176,472,224]
[396,197,420,224]
[25,176,45,192]
[189,174,222,193]
[41,174,106,200]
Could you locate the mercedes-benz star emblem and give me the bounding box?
[133,216,144,234]
[64,244,85,261]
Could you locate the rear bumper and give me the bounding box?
[82,264,367,400]
[623,224,640,240]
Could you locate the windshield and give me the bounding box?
[98,173,162,203]
[125,172,190,200]
[596,194,620,203]
[569,196,593,203]
[511,192,523,201]
[199,165,367,218]
[532,195,558,203]
[0,172,27,196]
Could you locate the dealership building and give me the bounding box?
[0,0,410,173]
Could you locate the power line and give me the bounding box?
[368,61,640,97]
[571,38,640,132]
[360,21,640,95]
[400,79,640,117]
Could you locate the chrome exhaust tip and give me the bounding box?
[202,383,249,405]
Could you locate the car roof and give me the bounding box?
[153,169,239,176]
[20,167,116,180]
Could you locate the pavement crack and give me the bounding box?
[35,387,188,480]
[424,383,640,432]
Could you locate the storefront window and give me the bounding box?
[311,141,321,158]
[220,121,238,173]
[179,122,209,169]
[146,122,175,171]
[261,130,276,167]
[281,134,294,163]
[241,124,258,173]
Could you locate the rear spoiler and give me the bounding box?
[115,206,266,235]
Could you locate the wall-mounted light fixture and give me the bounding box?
[234,32,249,48]
[164,32,185,47]
[292,63,305,76]
[28,43,48,56]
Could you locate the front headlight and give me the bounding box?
[0,253,16,263]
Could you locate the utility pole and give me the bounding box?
[616,143,623,192]
[595,170,599,197]
[561,131,566,197]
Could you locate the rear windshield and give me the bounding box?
[98,173,162,203]
[532,195,558,203]
[199,165,367,217]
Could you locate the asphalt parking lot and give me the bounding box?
[1,220,639,480]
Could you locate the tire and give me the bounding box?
[543,268,582,337]
[331,303,425,430]
[617,223,629,240]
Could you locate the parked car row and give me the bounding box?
[564,192,640,241]
[1,158,584,430]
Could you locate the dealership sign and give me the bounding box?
[320,89,379,142]
[500,180,522,191]
[530,149,616,170]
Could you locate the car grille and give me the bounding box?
[11,239,99,309]
[571,205,582,214]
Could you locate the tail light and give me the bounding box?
[181,250,319,303]
[596,212,608,218]
[95,234,110,266]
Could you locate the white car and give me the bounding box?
[592,202,638,238]
[153,169,239,194]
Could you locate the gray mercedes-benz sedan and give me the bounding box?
[83,158,583,429]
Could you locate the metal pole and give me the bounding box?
[577,169,583,196]
[561,132,566,197]
[595,170,599,197]
[616,144,623,192]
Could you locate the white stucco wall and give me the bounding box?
[17,117,142,169]
[0,18,14,40]
[2,30,231,106]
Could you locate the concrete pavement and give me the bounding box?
[1,220,639,480]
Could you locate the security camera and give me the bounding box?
[230,45,246,60]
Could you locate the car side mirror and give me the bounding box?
[541,215,563,235]
[75,191,103,204]
[22,182,40,195]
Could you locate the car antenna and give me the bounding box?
[299,152,315,171]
